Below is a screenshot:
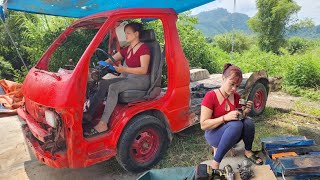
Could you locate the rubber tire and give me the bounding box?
[248,83,268,116]
[116,115,169,172]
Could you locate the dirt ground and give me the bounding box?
[0,92,318,180]
[266,91,301,109]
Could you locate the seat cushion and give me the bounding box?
[119,90,147,103]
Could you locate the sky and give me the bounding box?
[191,0,320,25]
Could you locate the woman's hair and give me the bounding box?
[124,22,144,37]
[222,63,243,83]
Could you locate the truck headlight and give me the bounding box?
[44,110,58,128]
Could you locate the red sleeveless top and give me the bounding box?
[202,90,242,119]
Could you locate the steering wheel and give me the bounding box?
[94,48,119,67]
[90,48,121,80]
[97,61,121,77]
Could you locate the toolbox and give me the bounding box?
[261,136,320,179]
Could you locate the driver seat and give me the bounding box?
[118,29,163,103]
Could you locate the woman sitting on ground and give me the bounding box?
[200,63,263,169]
[83,22,151,136]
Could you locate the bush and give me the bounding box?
[213,31,253,53]
[177,14,219,73]
[283,86,320,101]
[284,58,320,88]
[287,37,309,55]
[214,46,287,77]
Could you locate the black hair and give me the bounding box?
[124,22,144,36]
[223,63,233,75]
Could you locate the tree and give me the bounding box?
[289,18,315,32]
[248,0,300,53]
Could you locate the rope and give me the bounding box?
[230,0,236,63]
[0,14,29,70]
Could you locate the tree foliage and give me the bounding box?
[213,31,253,53]
[286,36,309,55]
[176,13,218,72]
[0,56,14,79]
[0,12,74,79]
[1,11,219,82]
[146,12,219,73]
[248,0,300,53]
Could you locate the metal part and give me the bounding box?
[224,165,235,180]
[40,115,65,154]
[191,83,219,98]
[194,164,235,180]
[238,159,254,180]
[237,99,247,120]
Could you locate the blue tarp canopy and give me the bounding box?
[1,0,214,18]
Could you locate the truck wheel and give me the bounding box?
[116,115,169,172]
[248,83,267,116]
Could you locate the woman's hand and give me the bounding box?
[224,110,241,121]
[243,101,253,114]
[114,64,126,73]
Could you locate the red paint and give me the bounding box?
[131,128,160,163]
[18,8,192,169]
[254,89,264,111]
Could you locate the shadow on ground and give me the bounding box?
[24,158,140,180]
[298,126,320,144]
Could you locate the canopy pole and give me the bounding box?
[230,0,236,63]
[0,16,29,70]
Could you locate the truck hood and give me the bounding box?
[22,68,85,108]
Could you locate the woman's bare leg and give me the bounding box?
[211,147,219,169]
[211,159,220,169]
[244,150,262,164]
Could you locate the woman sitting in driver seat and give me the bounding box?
[83,22,151,136]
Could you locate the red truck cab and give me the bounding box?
[18,8,194,172]
[18,7,270,172]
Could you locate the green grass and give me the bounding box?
[283,86,320,101]
[294,100,320,116]
[155,125,209,169]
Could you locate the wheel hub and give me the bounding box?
[254,89,264,111]
[131,129,160,163]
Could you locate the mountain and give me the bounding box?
[287,25,320,39]
[194,8,251,37]
[194,8,320,38]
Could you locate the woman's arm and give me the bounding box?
[243,100,253,116]
[200,106,241,130]
[115,54,150,75]
[105,52,123,64]
[200,106,225,130]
